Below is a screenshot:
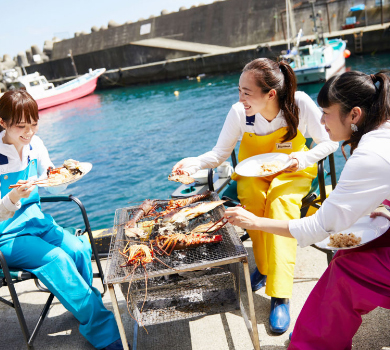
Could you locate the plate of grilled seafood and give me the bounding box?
[235,153,292,177]
[9,159,92,189]
[314,215,390,250]
[42,160,92,187]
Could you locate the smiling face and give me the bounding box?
[238,71,271,116]
[320,103,355,142]
[1,116,38,151]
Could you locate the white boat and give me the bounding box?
[285,37,347,84]
[281,1,348,85]
[15,68,106,110]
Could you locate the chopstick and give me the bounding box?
[8,179,48,189]
[205,216,228,233]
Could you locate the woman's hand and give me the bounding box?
[172,159,190,175]
[283,156,299,173]
[171,157,200,176]
[224,207,261,230]
[370,211,390,221]
[8,180,35,205]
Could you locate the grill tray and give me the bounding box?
[105,192,247,285]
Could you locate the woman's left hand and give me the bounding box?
[223,207,261,230]
[283,156,299,173]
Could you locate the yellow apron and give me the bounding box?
[231,127,317,298]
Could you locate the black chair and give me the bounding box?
[207,145,338,264]
[0,194,106,350]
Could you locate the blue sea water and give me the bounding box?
[37,52,390,230]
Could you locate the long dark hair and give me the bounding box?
[242,58,299,142]
[317,71,390,157]
[0,90,39,132]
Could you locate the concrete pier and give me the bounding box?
[2,232,390,349]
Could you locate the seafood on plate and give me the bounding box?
[168,173,195,185]
[327,232,362,248]
[152,232,223,255]
[257,160,284,176]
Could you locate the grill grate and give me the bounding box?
[105,192,247,285]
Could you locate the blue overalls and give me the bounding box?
[0,155,120,349]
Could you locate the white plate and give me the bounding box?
[314,215,390,251]
[235,153,292,177]
[37,162,93,188]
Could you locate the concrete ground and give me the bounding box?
[1,233,390,350]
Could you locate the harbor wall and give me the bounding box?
[20,0,390,87]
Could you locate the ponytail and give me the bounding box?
[278,61,299,142]
[243,58,299,142]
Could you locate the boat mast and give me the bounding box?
[286,0,290,51]
[310,1,320,45]
[68,50,79,77]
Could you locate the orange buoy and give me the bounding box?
[343,49,351,58]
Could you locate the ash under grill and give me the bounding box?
[105,192,247,285]
[120,266,240,326]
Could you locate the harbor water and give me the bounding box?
[38,52,390,231]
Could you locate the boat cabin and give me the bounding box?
[17,73,55,97]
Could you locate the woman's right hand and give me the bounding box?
[8,180,35,205]
[172,159,189,175]
[171,157,201,176]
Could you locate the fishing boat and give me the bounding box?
[281,1,348,85]
[15,68,106,110]
[283,34,347,84]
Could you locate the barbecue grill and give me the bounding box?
[105,192,260,350]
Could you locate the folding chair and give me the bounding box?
[207,141,338,264]
[0,194,106,350]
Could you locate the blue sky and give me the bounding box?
[0,0,215,58]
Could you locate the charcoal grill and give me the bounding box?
[105,192,260,350]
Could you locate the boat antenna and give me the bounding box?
[310,1,320,45]
[68,49,79,77]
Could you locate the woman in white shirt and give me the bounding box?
[172,58,338,333]
[223,70,390,349]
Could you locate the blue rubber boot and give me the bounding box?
[102,338,132,350]
[250,267,267,291]
[269,297,290,334]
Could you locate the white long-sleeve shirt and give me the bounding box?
[290,121,390,247]
[179,91,338,174]
[0,132,54,220]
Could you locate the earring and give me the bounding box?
[351,123,358,132]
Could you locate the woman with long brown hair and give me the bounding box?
[223,70,390,348]
[172,58,338,333]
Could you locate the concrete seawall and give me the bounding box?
[40,23,390,89]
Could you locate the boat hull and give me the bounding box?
[36,77,98,110]
[34,68,106,110]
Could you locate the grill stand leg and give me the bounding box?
[108,284,130,350]
[242,260,261,350]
